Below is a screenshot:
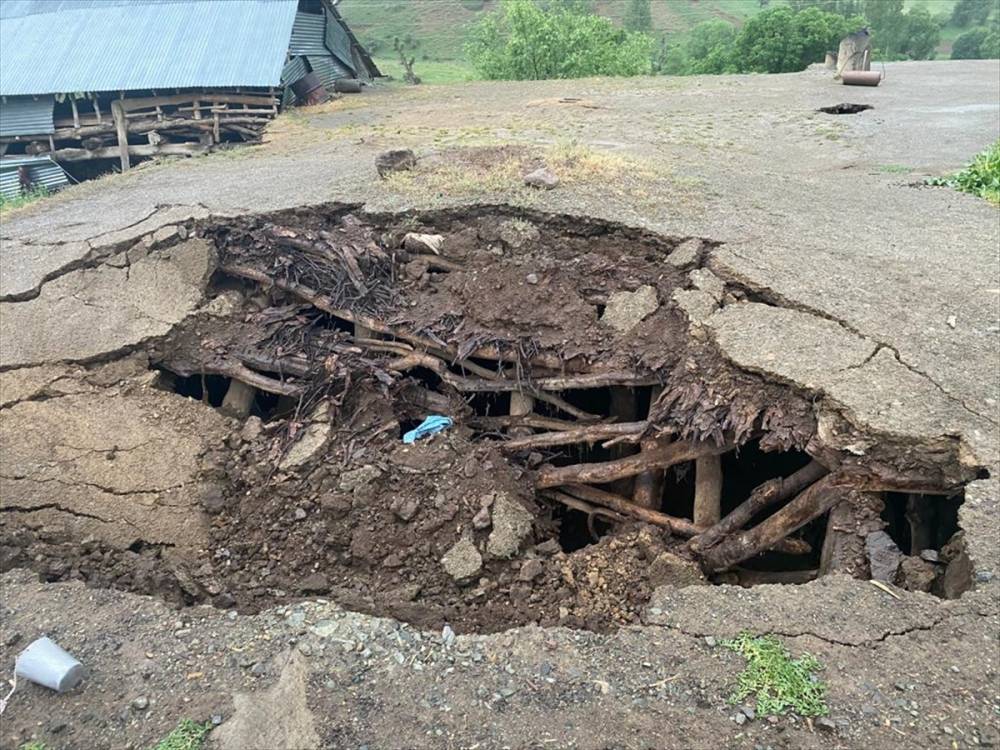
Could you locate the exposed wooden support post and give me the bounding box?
[693,454,723,527]
[110,99,130,171]
[509,390,535,438]
[609,386,638,496]
[819,491,885,578]
[221,380,256,419]
[70,97,80,129]
[632,385,663,510]
[92,96,102,124]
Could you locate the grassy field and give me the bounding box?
[341,0,990,83]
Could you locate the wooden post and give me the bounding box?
[693,454,723,527]
[70,97,80,129]
[819,491,884,578]
[110,99,130,171]
[221,380,256,419]
[609,386,638,496]
[509,391,534,438]
[632,385,663,510]
[92,96,102,123]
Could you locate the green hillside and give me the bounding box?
[338,0,988,83]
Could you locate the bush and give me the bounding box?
[951,0,992,27]
[466,0,654,80]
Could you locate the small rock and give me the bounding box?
[472,506,491,530]
[293,508,307,521]
[734,712,747,726]
[704,636,717,648]
[339,465,383,493]
[523,167,559,190]
[648,551,708,587]
[297,643,313,657]
[486,494,534,558]
[919,549,939,563]
[211,715,224,726]
[279,416,330,470]
[403,232,443,255]
[286,611,306,627]
[376,149,417,178]
[392,496,421,522]
[534,539,561,557]
[666,238,702,268]
[200,485,228,515]
[742,707,755,721]
[767,715,779,725]
[815,717,837,733]
[240,416,263,442]
[131,696,149,711]
[441,624,456,648]
[946,315,957,329]
[4,631,21,648]
[49,722,67,734]
[899,556,938,593]
[525,273,539,285]
[441,537,483,582]
[976,570,994,583]
[518,558,545,582]
[601,285,659,333]
[298,573,329,594]
[250,662,267,676]
[866,531,903,583]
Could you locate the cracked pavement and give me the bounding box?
[0,61,998,748]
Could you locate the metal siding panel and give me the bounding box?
[281,56,309,85]
[0,96,55,136]
[324,14,355,73]
[289,12,327,56]
[0,1,299,95]
[0,156,69,198]
[306,56,350,87]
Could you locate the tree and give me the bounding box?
[623,0,652,33]
[732,6,858,73]
[952,26,1000,58]
[466,0,654,80]
[952,0,992,27]
[863,0,905,57]
[900,6,940,59]
[685,19,737,73]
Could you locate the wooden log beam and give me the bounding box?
[700,474,847,572]
[46,142,211,162]
[559,483,702,537]
[467,414,586,433]
[500,421,649,452]
[558,484,809,555]
[118,93,277,113]
[693,454,723,527]
[687,460,828,555]
[536,439,731,489]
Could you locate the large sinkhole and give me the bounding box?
[0,205,983,634]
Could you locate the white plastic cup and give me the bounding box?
[14,637,85,693]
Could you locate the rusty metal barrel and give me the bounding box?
[291,72,327,105]
[842,70,882,86]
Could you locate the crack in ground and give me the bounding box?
[2,473,187,497]
[0,502,115,525]
[709,253,999,427]
[654,608,967,650]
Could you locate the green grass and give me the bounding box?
[723,632,828,717]
[373,56,479,84]
[19,743,48,750]
[928,139,1000,204]
[150,719,212,750]
[0,185,50,213]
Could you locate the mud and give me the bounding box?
[0,205,985,635]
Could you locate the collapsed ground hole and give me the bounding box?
[818,103,874,115]
[0,205,982,633]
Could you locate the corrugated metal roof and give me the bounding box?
[0,0,299,96]
[0,155,70,200]
[307,56,352,87]
[0,96,55,137]
[289,12,328,56]
[281,57,309,85]
[324,15,356,73]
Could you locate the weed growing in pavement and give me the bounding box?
[19,742,48,750]
[151,719,212,750]
[0,186,50,213]
[723,631,828,717]
[928,140,1000,204]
